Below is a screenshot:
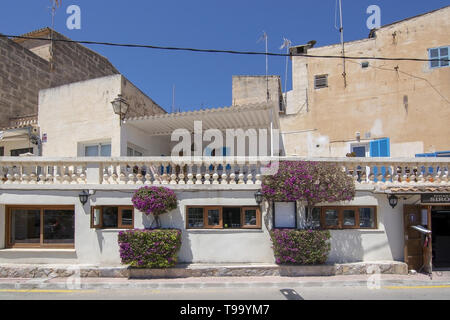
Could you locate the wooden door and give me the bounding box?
[403,205,423,271]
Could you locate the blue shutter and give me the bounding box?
[370,140,379,157]
[379,138,390,157]
[370,138,390,157]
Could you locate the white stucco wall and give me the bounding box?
[39,75,122,157]
[0,188,408,265]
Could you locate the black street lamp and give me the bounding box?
[111,94,129,126]
[254,190,263,206]
[79,190,90,206]
[388,194,398,209]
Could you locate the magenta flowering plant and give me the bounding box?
[262,161,355,228]
[270,229,330,265]
[132,186,177,228]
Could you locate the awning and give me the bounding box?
[124,102,280,136]
[0,128,30,142]
[378,185,450,194]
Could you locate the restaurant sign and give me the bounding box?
[421,194,450,204]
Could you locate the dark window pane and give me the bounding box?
[431,60,440,68]
[121,209,133,226]
[10,209,41,244]
[343,209,356,227]
[102,207,118,228]
[309,207,321,229]
[325,209,339,226]
[442,59,449,67]
[244,209,257,226]
[440,47,448,57]
[188,208,203,228]
[429,48,439,58]
[223,207,241,228]
[0,147,4,156]
[10,148,33,156]
[207,209,220,226]
[44,210,74,244]
[359,208,375,228]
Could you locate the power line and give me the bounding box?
[3,34,450,63]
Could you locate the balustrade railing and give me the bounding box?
[0,157,449,187]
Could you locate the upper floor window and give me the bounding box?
[0,147,4,156]
[314,74,328,89]
[10,148,33,156]
[127,146,143,157]
[429,46,449,69]
[84,143,111,157]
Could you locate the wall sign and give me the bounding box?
[421,194,450,204]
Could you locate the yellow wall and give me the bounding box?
[281,7,450,157]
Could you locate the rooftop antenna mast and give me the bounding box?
[172,84,175,113]
[49,0,61,71]
[258,31,269,101]
[337,0,347,87]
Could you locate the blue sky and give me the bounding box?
[1,0,448,112]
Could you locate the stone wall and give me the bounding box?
[0,28,120,128]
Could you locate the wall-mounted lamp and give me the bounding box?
[79,190,90,206]
[254,190,263,206]
[111,94,129,126]
[388,194,398,209]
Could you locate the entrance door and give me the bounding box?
[431,206,450,268]
[403,205,423,271]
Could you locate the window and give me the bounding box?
[314,74,328,89]
[6,206,75,248]
[91,206,134,229]
[127,146,143,157]
[0,147,4,156]
[315,206,377,229]
[273,202,297,229]
[350,143,369,157]
[10,148,33,156]
[429,46,449,69]
[186,206,261,229]
[84,143,111,157]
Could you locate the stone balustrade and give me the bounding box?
[0,157,449,188]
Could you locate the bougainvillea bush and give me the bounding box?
[270,229,331,265]
[262,161,355,227]
[132,186,177,228]
[118,229,182,268]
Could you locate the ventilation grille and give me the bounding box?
[314,74,328,89]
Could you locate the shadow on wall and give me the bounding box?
[328,231,364,263]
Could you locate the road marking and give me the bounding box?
[384,285,450,290]
[0,289,96,293]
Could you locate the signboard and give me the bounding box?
[421,194,450,204]
[42,133,47,143]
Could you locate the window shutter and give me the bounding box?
[379,138,390,157]
[370,140,379,157]
[314,75,328,89]
[370,138,390,157]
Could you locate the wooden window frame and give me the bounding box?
[272,202,298,229]
[319,206,377,230]
[186,206,262,230]
[5,205,75,249]
[90,206,134,229]
[241,207,261,229]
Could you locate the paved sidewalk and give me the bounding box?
[0,272,449,290]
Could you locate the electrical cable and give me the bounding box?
[3,34,449,63]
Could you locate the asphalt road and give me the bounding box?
[1,285,449,300]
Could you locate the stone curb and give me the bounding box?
[0,261,408,279]
[1,279,450,290]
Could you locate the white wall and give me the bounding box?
[0,189,408,265]
[39,75,122,157]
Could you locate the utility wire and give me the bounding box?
[3,34,450,63]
